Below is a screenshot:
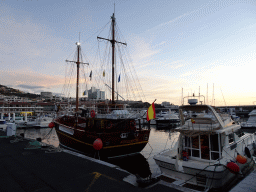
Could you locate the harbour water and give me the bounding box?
[15,125,180,178]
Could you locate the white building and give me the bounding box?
[88,87,105,100]
[41,92,53,99]
[4,96,22,102]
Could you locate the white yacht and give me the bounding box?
[154,104,255,191]
[155,110,180,126]
[16,115,54,129]
[241,109,256,129]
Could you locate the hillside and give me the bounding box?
[0,84,40,99]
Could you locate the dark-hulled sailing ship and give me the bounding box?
[53,12,151,158]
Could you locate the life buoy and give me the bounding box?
[245,147,251,158]
[90,110,96,118]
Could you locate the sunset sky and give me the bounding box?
[1,0,256,106]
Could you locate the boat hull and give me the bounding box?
[154,155,255,190]
[54,118,150,158]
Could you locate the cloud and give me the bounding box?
[0,69,65,94]
[17,84,45,90]
[0,7,72,76]
[127,35,160,64]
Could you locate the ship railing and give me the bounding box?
[182,119,220,132]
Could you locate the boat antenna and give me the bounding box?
[220,88,227,106]
[207,83,208,105]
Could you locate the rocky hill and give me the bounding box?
[0,84,40,99]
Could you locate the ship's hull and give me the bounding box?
[154,156,255,190]
[54,117,150,158]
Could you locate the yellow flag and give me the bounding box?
[147,102,156,121]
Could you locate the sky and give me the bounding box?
[1,0,256,106]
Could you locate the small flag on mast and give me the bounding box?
[103,70,105,77]
[147,102,156,121]
[89,71,92,80]
[118,74,120,82]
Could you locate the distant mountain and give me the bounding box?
[0,84,40,99]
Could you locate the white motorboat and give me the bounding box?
[154,104,255,191]
[16,115,54,129]
[241,109,256,129]
[155,110,180,127]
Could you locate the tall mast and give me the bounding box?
[66,42,89,112]
[97,13,127,103]
[111,13,115,102]
[76,43,80,112]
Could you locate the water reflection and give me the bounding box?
[155,123,179,132]
[107,153,151,178]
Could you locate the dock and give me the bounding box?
[0,131,182,192]
[230,170,256,192]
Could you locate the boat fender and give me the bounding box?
[90,110,96,118]
[245,147,251,158]
[48,122,55,128]
[236,153,247,164]
[93,138,103,150]
[227,161,240,174]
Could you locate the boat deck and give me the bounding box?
[0,131,182,192]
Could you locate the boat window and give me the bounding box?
[184,136,191,147]
[210,134,220,160]
[192,150,200,157]
[210,134,219,151]
[228,133,234,143]
[191,136,199,149]
[200,135,210,160]
[0,121,5,124]
[183,136,200,158]
[235,130,245,138]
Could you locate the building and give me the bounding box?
[88,87,105,100]
[41,92,53,100]
[0,101,44,114]
[4,96,22,102]
[161,101,171,107]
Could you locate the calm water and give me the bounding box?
[15,125,180,178]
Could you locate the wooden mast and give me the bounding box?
[66,42,89,112]
[76,42,80,112]
[111,13,115,103]
[97,13,127,104]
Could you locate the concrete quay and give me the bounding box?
[0,131,182,192]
